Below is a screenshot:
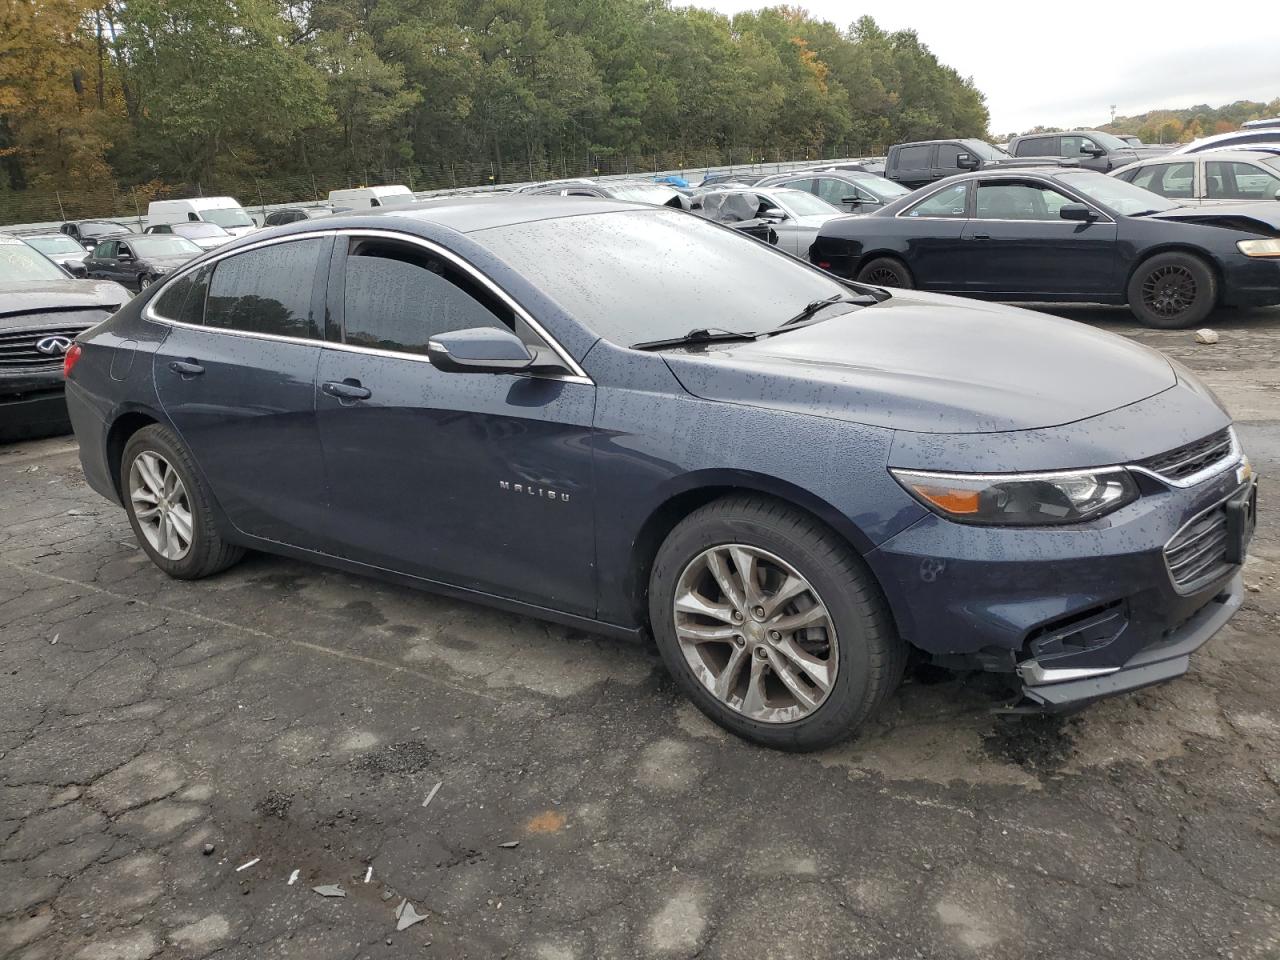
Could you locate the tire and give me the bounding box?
[855,256,915,289]
[648,495,906,751]
[138,275,153,291]
[120,424,244,579]
[1126,252,1217,329]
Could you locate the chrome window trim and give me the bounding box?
[141,227,592,383]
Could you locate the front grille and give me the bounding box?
[0,326,88,372]
[1164,502,1232,590]
[1139,429,1233,482]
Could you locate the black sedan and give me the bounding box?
[83,235,204,292]
[809,168,1280,328]
[59,220,135,250]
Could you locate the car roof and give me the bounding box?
[329,195,644,233]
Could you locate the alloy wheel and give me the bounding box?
[139,276,153,290]
[865,266,902,286]
[672,543,838,724]
[1141,264,1197,318]
[129,451,193,560]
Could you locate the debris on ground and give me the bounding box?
[235,858,260,872]
[255,789,293,819]
[497,841,520,849]
[354,740,436,776]
[421,780,443,809]
[364,866,373,883]
[982,715,1078,770]
[287,869,299,885]
[1195,328,1220,344]
[50,633,58,645]
[395,899,428,931]
[312,884,346,898]
[202,843,215,856]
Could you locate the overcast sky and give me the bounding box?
[683,1,1280,134]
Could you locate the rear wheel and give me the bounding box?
[649,496,906,751]
[1126,252,1217,329]
[856,256,914,289]
[121,424,244,579]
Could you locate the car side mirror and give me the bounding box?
[68,264,88,277]
[428,327,539,374]
[117,252,133,262]
[760,207,788,221]
[841,196,863,207]
[956,154,979,170]
[1059,203,1097,222]
[1082,145,1106,157]
[83,241,96,250]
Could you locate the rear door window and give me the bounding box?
[340,239,517,357]
[1016,137,1059,157]
[896,145,933,169]
[902,182,969,218]
[204,239,324,339]
[1132,162,1196,199]
[1206,160,1280,200]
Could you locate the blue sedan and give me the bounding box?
[64,198,1256,749]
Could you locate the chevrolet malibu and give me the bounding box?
[64,198,1257,750]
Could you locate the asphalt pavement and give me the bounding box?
[2,305,1279,960]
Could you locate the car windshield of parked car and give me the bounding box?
[132,237,202,257]
[82,221,132,236]
[0,240,68,282]
[477,210,855,345]
[608,183,681,205]
[848,174,909,197]
[201,207,254,229]
[1055,171,1179,215]
[27,236,85,255]
[963,140,1008,160]
[175,223,229,238]
[1085,131,1129,151]
[774,191,841,216]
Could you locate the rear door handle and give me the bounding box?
[168,359,204,376]
[321,379,372,401]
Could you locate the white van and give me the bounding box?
[327,185,415,210]
[147,197,257,237]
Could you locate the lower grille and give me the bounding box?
[1164,503,1232,590]
[0,326,89,372]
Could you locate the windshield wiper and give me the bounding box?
[632,327,760,351]
[772,292,877,332]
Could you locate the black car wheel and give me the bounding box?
[648,495,906,751]
[856,257,915,289]
[138,274,154,290]
[121,424,245,579]
[1127,253,1217,329]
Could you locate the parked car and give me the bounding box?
[1170,129,1280,155]
[65,198,1255,748]
[328,185,415,210]
[754,169,910,214]
[148,197,256,238]
[1112,150,1280,205]
[143,221,234,250]
[811,159,887,176]
[883,138,1041,189]
[1241,117,1280,130]
[808,168,1280,328]
[518,178,691,209]
[60,220,134,250]
[263,208,331,227]
[698,171,756,188]
[696,187,843,257]
[23,233,91,275]
[0,233,127,440]
[82,235,204,291]
[1007,130,1165,172]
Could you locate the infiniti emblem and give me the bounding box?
[35,335,73,356]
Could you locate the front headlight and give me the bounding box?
[891,468,1138,526]
[1237,238,1280,258]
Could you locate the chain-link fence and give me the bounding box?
[0,146,887,230]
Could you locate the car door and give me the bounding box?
[314,232,597,616]
[114,240,139,288]
[83,241,114,281]
[811,177,864,215]
[151,236,333,547]
[892,144,935,187]
[894,181,972,291]
[961,178,1118,296]
[1062,135,1109,172]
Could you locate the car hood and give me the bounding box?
[0,279,130,320]
[1147,203,1280,235]
[660,291,1177,434]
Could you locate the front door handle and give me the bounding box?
[168,359,204,376]
[971,233,991,241]
[321,379,372,401]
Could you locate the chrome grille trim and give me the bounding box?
[1130,427,1242,489]
[1163,486,1244,594]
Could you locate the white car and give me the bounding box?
[147,197,257,237]
[697,187,845,258]
[1168,128,1280,155]
[142,221,234,250]
[1112,150,1280,205]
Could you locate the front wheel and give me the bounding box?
[1126,252,1217,329]
[855,256,914,289]
[138,274,154,291]
[648,496,906,751]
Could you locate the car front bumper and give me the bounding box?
[1220,253,1280,308]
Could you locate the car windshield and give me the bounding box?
[608,184,681,204]
[0,240,69,282]
[1056,171,1179,215]
[1086,131,1129,151]
[174,223,228,238]
[81,222,132,236]
[477,209,857,345]
[201,207,254,228]
[964,140,1009,160]
[132,237,202,257]
[26,236,85,255]
[847,174,910,197]
[773,191,841,216]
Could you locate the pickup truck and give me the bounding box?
[1006,130,1168,172]
[883,139,1049,190]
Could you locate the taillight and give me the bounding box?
[63,343,82,379]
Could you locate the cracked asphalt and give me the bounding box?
[3,305,1280,960]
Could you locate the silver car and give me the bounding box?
[1112,150,1280,205]
[696,187,845,258]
